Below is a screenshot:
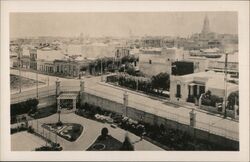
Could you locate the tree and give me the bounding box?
[100,127,109,139]
[120,135,134,151]
[227,91,239,110]
[151,72,170,93]
[201,90,223,107]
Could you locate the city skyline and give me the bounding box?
[10,12,238,39]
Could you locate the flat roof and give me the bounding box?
[58,93,78,100]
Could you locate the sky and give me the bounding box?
[10,12,238,38]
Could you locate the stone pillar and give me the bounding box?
[189,109,196,127]
[198,94,203,107]
[190,85,193,95]
[73,99,76,111]
[197,85,200,96]
[80,79,85,92]
[123,91,128,116]
[56,78,61,97]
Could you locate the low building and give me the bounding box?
[36,48,66,74]
[54,57,92,77]
[170,71,238,104]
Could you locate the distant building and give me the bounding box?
[54,58,91,77]
[138,47,184,76]
[36,48,65,74]
[171,61,200,76]
[141,37,163,48]
[115,46,130,59]
[206,53,238,77]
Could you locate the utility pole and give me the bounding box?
[18,44,22,93]
[36,69,38,98]
[223,53,228,118]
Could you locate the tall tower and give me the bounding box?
[201,15,210,35]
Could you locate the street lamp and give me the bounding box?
[223,52,228,118]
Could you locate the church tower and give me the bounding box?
[201,15,210,35]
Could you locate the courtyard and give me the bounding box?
[11,113,163,151]
[11,131,46,151]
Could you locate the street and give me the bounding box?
[10,69,239,141]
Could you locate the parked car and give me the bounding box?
[110,124,117,128]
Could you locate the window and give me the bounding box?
[149,59,152,64]
[176,84,181,98]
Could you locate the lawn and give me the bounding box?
[87,135,122,151]
[10,74,45,90]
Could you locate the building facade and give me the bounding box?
[139,47,184,76]
[170,71,238,104]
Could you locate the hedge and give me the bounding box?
[11,98,39,116]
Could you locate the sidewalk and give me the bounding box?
[99,81,238,122]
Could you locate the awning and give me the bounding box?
[57,93,78,100]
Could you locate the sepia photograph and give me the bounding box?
[1,0,249,161]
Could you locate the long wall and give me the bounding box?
[80,91,239,150]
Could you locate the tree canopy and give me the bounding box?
[151,72,170,92]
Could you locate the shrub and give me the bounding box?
[101,127,108,136]
[120,135,134,151]
[201,91,223,107]
[11,98,39,117]
[56,121,63,127]
[27,126,34,133]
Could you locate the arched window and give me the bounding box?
[176,84,181,98]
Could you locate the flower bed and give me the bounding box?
[42,123,83,142]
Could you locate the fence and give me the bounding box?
[11,119,60,150]
[81,87,239,142]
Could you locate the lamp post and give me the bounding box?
[101,58,103,81]
[223,53,228,118]
[18,45,22,93]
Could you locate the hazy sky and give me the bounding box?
[10,12,237,38]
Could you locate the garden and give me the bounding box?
[87,127,134,151]
[42,122,83,142]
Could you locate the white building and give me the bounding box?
[170,71,238,104]
[138,47,184,76]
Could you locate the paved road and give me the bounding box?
[10,69,239,141]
